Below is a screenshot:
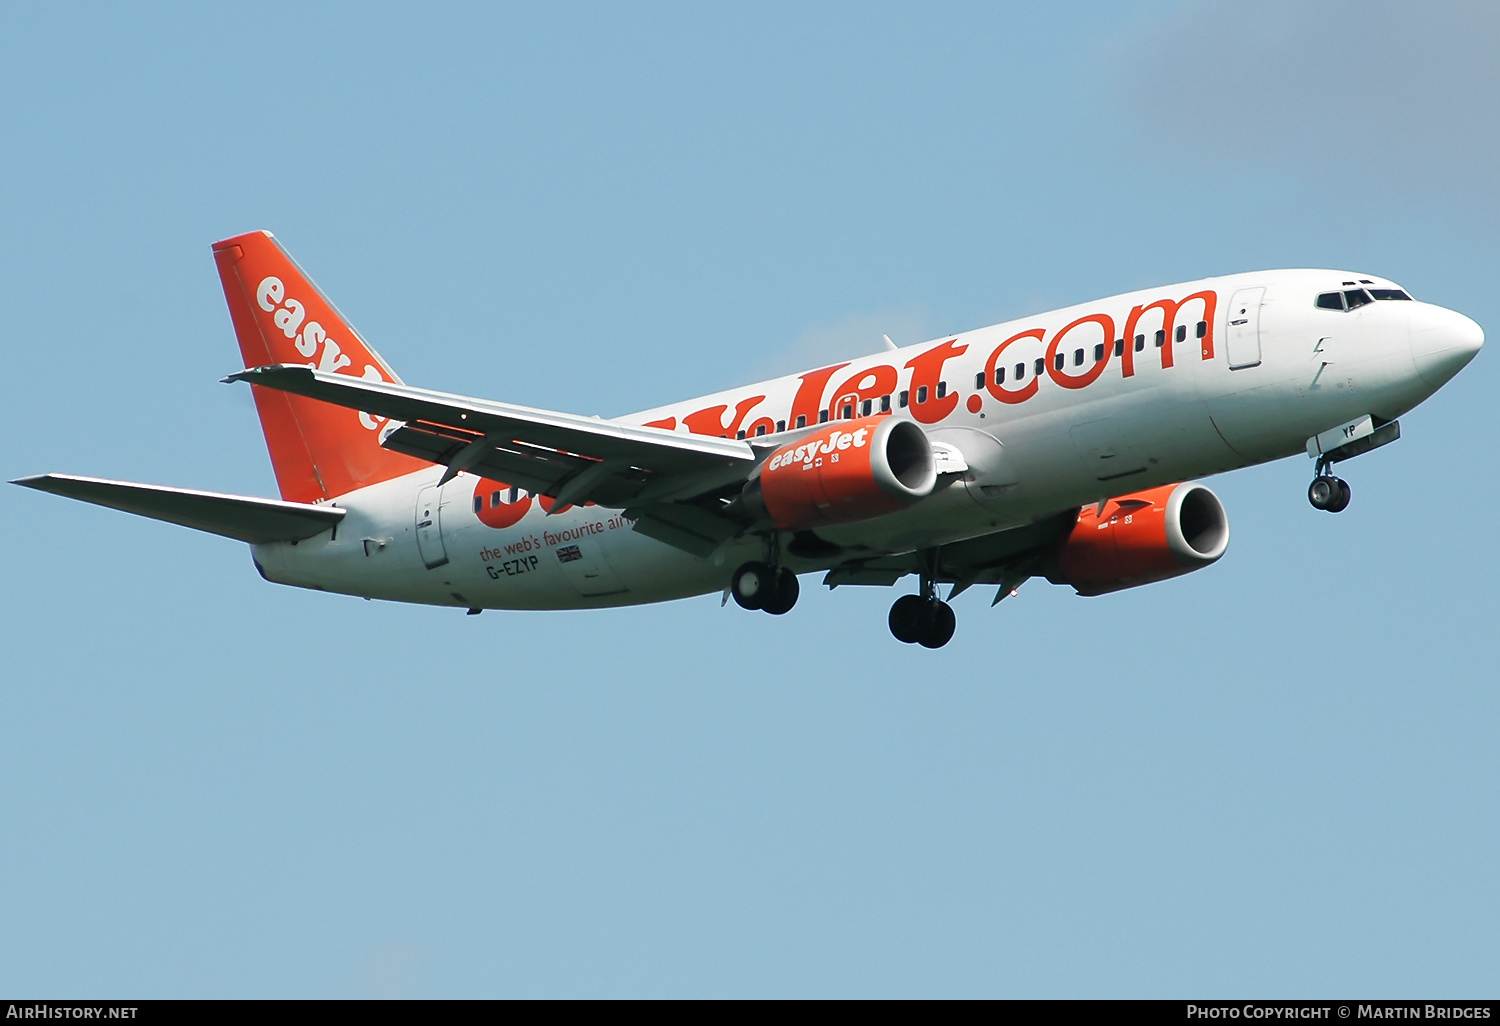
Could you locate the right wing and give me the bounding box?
[12,474,345,545]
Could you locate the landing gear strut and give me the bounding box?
[1308,458,1351,513]
[889,557,956,648]
[731,560,799,615]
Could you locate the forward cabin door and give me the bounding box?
[1226,287,1265,369]
[415,483,449,569]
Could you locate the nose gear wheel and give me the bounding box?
[1308,458,1352,513]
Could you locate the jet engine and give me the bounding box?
[740,415,938,531]
[1046,482,1229,596]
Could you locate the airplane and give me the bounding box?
[14,231,1484,648]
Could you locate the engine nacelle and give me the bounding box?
[740,415,938,531]
[1046,482,1230,596]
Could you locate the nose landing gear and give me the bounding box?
[1308,458,1351,513]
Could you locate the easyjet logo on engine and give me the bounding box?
[255,275,389,430]
[767,426,872,471]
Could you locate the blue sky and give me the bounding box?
[2,2,1496,997]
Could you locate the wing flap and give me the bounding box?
[625,506,741,559]
[227,365,756,508]
[622,502,742,558]
[13,474,344,544]
[380,421,590,497]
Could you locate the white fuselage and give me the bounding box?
[250,269,1482,610]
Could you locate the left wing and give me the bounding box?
[228,364,765,554]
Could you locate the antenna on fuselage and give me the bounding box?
[882,334,899,352]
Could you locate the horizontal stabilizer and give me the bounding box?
[12,474,344,544]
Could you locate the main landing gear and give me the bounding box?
[888,562,955,649]
[731,560,800,615]
[1308,458,1351,513]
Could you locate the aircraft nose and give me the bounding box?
[1410,304,1484,388]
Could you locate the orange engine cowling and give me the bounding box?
[740,415,937,531]
[1047,482,1230,596]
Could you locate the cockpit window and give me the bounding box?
[1319,286,1413,310]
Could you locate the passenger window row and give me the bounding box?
[771,382,952,435]
[474,485,524,512]
[738,311,1218,436]
[972,321,1208,388]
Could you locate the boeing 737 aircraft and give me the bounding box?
[15,231,1484,647]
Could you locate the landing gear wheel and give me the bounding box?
[1308,476,1338,511]
[761,568,800,615]
[1328,478,1352,513]
[889,594,931,644]
[731,561,774,610]
[918,601,956,649]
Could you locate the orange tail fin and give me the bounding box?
[213,231,427,503]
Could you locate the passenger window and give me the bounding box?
[1073,348,1084,366]
[508,486,519,503]
[474,496,483,513]
[899,390,909,408]
[1195,320,1207,338]
[1134,334,1145,352]
[936,381,947,399]
[819,410,829,423]
[1093,343,1104,362]
[861,399,872,416]
[916,385,928,404]
[737,429,746,439]
[795,414,807,429]
[880,395,890,413]
[1155,330,1165,347]
[755,424,766,436]
[491,490,502,508]
[1014,362,1025,379]
[841,404,853,419]
[1316,292,1344,310]
[1053,352,1065,371]
[1175,325,1186,343]
[1034,357,1045,376]
[1370,289,1412,301]
[975,371,985,390]
[1344,289,1373,309]
[1113,339,1123,357]
[776,420,785,433]
[994,366,1006,385]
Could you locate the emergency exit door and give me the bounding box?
[415,483,449,569]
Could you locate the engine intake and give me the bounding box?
[1047,481,1229,596]
[741,415,937,531]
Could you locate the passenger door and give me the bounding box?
[1226,287,1265,369]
